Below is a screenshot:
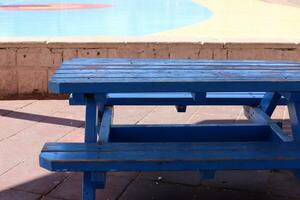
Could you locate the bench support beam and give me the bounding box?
[98,106,113,144]
[244,106,292,142]
[109,124,271,143]
[70,92,287,106]
[259,92,281,116]
[288,100,300,141]
[84,95,99,143]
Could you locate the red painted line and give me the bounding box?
[0,4,112,11]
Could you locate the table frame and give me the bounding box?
[72,91,300,199]
[42,58,300,200]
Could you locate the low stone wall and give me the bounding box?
[0,42,299,99]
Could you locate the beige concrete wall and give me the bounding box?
[0,42,299,99]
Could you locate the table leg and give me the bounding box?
[83,172,96,200]
[244,92,281,119]
[288,100,300,141]
[93,105,106,189]
[82,95,99,200]
[84,95,99,143]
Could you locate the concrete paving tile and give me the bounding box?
[283,107,290,120]
[55,105,85,120]
[0,189,41,200]
[0,100,72,141]
[0,100,83,174]
[1,121,75,154]
[48,172,137,200]
[14,173,69,196]
[0,157,68,195]
[0,117,78,174]
[187,106,243,124]
[42,110,84,128]
[138,106,199,124]
[119,176,198,200]
[108,171,139,180]
[236,109,249,121]
[0,142,29,175]
[188,114,238,124]
[113,106,156,124]
[193,186,266,200]
[0,100,36,113]
[268,171,300,199]
[139,171,201,186]
[0,116,37,140]
[57,127,84,143]
[201,170,270,193]
[18,100,68,115]
[271,106,286,121]
[194,106,242,116]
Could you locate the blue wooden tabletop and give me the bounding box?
[49,58,300,93]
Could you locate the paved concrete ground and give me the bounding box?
[0,100,299,200]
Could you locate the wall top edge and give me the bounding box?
[0,36,299,49]
[0,36,299,43]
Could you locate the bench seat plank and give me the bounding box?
[40,142,300,172]
[49,58,300,94]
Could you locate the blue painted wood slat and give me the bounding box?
[98,106,113,144]
[288,97,300,141]
[259,92,282,116]
[108,124,271,142]
[83,95,98,199]
[70,92,287,106]
[49,81,300,94]
[244,106,292,142]
[49,58,300,94]
[40,142,300,172]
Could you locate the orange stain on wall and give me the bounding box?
[0,4,112,11]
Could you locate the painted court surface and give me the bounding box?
[0,0,299,42]
[1,100,300,199]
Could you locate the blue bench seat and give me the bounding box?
[40,141,300,172]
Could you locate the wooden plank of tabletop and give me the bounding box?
[49,58,300,93]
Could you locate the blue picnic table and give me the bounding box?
[40,58,300,200]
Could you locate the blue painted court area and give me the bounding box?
[0,0,212,37]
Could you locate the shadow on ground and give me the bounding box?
[0,109,84,128]
[1,170,300,200]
